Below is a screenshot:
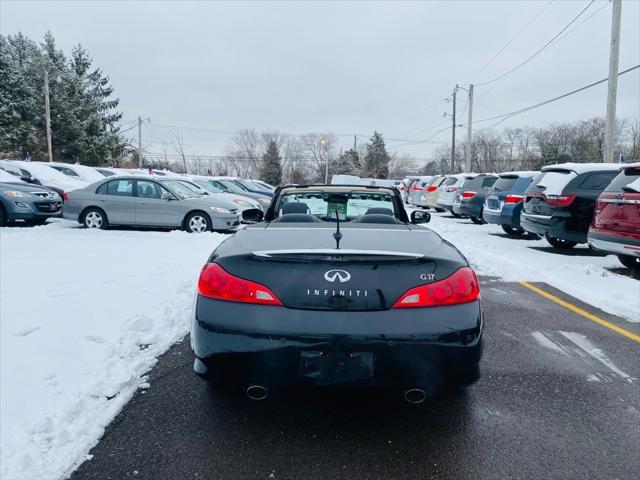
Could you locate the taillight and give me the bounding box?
[392,267,479,308]
[504,194,524,204]
[461,191,477,198]
[446,186,458,193]
[412,186,422,191]
[62,192,69,201]
[198,263,282,306]
[427,186,438,192]
[544,194,575,207]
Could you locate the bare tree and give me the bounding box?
[173,132,188,173]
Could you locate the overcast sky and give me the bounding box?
[2,0,639,161]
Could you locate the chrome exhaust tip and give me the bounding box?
[404,388,427,404]
[246,385,268,401]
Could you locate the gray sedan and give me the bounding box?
[63,176,241,232]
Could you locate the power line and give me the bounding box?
[473,64,639,127]
[475,0,610,102]
[470,0,555,81]
[475,0,597,87]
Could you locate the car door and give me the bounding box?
[134,179,182,226]
[97,179,135,224]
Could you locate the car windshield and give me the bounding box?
[51,166,81,178]
[177,180,207,195]
[161,180,199,199]
[196,180,224,193]
[219,179,247,193]
[279,189,396,220]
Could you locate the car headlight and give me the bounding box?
[232,199,252,207]
[257,197,271,207]
[209,207,231,214]
[4,191,30,197]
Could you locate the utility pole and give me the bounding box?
[466,84,474,173]
[450,85,457,173]
[321,138,328,183]
[138,116,143,168]
[44,70,53,162]
[353,135,357,152]
[604,0,622,163]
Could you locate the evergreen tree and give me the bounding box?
[0,32,125,164]
[259,140,282,186]
[362,131,390,178]
[331,148,359,175]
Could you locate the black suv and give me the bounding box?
[452,174,498,224]
[521,163,620,249]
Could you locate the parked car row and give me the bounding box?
[403,162,639,271]
[0,160,276,231]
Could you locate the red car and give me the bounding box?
[588,163,640,270]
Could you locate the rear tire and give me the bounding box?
[618,254,640,270]
[185,211,212,233]
[470,215,485,225]
[450,212,461,218]
[435,207,445,213]
[0,206,6,226]
[501,224,525,236]
[545,233,577,249]
[82,208,107,229]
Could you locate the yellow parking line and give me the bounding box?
[520,281,640,344]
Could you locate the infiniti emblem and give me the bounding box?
[324,269,351,283]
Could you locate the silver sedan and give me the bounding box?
[63,176,242,232]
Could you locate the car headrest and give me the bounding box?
[354,214,400,224]
[365,207,393,216]
[272,213,321,223]
[281,202,309,214]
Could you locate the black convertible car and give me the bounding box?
[191,185,483,402]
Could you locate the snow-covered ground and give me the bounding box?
[0,221,227,480]
[1,214,637,480]
[425,211,639,323]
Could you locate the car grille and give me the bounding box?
[32,192,58,199]
[34,202,61,213]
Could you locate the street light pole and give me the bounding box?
[321,138,329,183]
[466,84,473,173]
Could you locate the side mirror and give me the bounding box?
[161,191,175,201]
[242,209,264,223]
[411,210,431,224]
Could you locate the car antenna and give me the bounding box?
[333,207,342,249]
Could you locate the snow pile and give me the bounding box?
[426,213,639,323]
[0,221,226,479]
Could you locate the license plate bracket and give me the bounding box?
[299,351,374,384]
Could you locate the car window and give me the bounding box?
[442,177,457,187]
[492,176,517,192]
[106,179,134,196]
[579,172,618,191]
[481,177,498,188]
[50,166,81,178]
[603,170,640,193]
[531,170,577,195]
[20,168,32,177]
[136,180,164,199]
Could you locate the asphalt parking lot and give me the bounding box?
[71,279,640,480]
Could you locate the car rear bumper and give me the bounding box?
[483,208,518,227]
[457,201,482,218]
[191,296,483,391]
[521,212,586,243]
[588,231,640,257]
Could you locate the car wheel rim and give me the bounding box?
[86,212,102,228]
[189,216,207,232]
